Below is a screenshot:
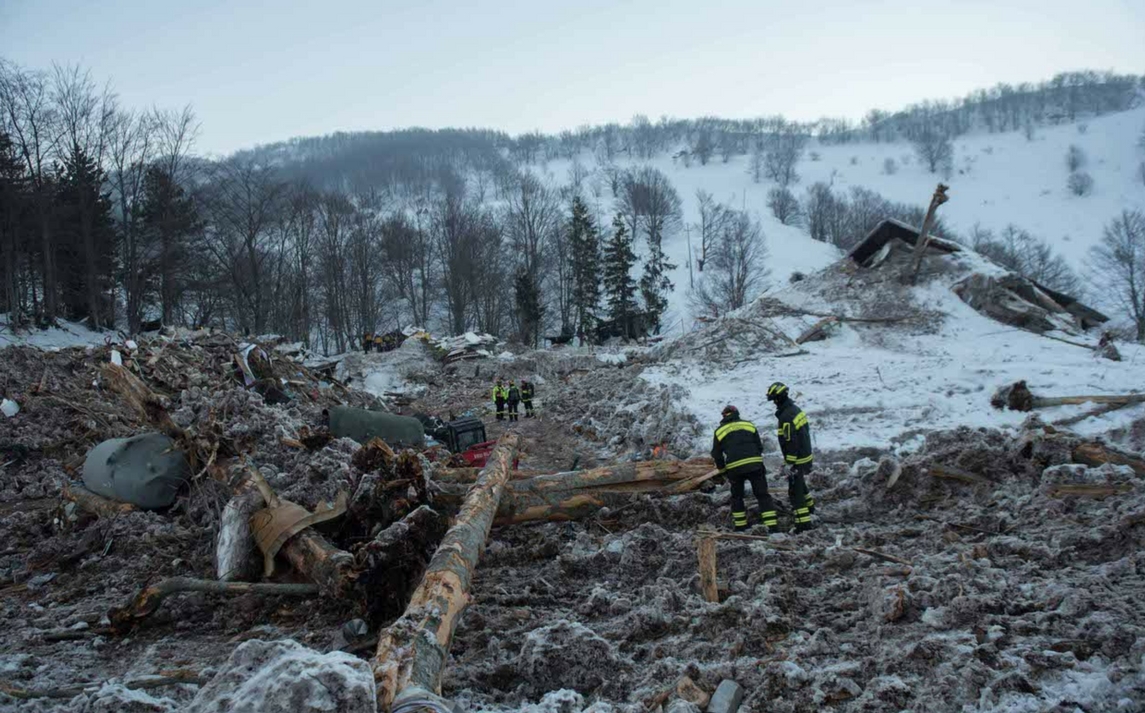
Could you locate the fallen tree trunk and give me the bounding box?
[1071,443,1145,477]
[435,459,711,487]
[992,380,1145,413]
[109,577,318,631]
[373,432,521,712]
[62,484,136,518]
[925,464,993,487]
[434,460,717,525]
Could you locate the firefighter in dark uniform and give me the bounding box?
[506,380,521,422]
[711,405,779,533]
[363,332,374,353]
[521,380,536,418]
[373,333,384,352]
[767,382,815,532]
[492,379,507,421]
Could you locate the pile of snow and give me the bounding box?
[642,246,1145,456]
[185,639,374,713]
[0,316,110,351]
[336,337,438,397]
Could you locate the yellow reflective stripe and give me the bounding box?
[768,384,788,397]
[785,455,798,463]
[716,421,757,441]
[778,423,791,441]
[725,456,763,470]
[794,455,813,465]
[793,412,808,429]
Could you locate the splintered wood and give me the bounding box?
[697,536,719,603]
[372,433,521,712]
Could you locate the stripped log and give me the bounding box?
[62,483,136,518]
[1072,443,1145,477]
[109,577,318,630]
[1047,483,1133,499]
[697,536,719,603]
[432,467,547,483]
[435,460,716,525]
[436,459,711,487]
[992,380,1145,413]
[373,432,521,712]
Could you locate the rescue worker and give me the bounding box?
[373,333,384,352]
[711,405,778,533]
[766,382,815,532]
[506,380,521,422]
[521,380,535,418]
[363,332,374,353]
[492,379,507,421]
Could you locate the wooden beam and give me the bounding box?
[905,183,951,285]
[697,536,719,603]
[108,577,318,631]
[62,484,136,518]
[372,432,521,712]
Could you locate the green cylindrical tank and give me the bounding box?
[327,406,425,447]
[82,433,191,509]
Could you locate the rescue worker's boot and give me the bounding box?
[732,510,749,532]
[756,508,778,536]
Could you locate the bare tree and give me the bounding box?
[1065,144,1086,172]
[912,126,953,174]
[1090,209,1145,342]
[1067,171,1094,196]
[0,62,62,321]
[972,224,1080,293]
[748,140,764,183]
[201,159,285,334]
[107,109,156,331]
[763,122,808,187]
[766,187,801,226]
[690,210,769,317]
[693,189,731,271]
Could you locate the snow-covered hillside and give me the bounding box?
[533,106,1145,330]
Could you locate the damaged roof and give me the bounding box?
[847,218,961,267]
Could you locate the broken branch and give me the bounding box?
[109,577,318,631]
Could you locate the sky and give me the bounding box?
[2,0,1143,156]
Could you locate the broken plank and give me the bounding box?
[108,578,318,631]
[1072,443,1145,477]
[927,464,992,486]
[62,484,136,518]
[697,536,719,603]
[1047,483,1133,499]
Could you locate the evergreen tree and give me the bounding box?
[602,213,637,328]
[513,266,543,347]
[639,234,676,334]
[55,147,116,327]
[568,197,601,342]
[140,165,201,326]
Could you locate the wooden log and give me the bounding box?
[926,464,992,486]
[436,459,711,488]
[372,432,521,712]
[432,467,547,483]
[1,672,207,701]
[852,547,913,566]
[1072,442,1145,477]
[795,316,838,344]
[62,484,136,518]
[905,183,951,285]
[108,577,318,631]
[697,536,719,603]
[1047,484,1132,499]
[992,379,1145,413]
[100,363,187,444]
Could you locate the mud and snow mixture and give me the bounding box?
[3,245,1145,712]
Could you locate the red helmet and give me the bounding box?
[721,404,739,418]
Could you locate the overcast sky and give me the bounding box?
[3,0,1143,155]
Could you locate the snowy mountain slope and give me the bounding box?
[640,246,1145,458]
[533,106,1145,329]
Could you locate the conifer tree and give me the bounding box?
[602,213,637,330]
[513,266,543,347]
[568,196,601,342]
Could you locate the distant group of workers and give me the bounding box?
[492,378,535,422]
[711,381,816,535]
[362,332,402,353]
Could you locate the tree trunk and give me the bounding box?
[1072,442,1145,477]
[433,460,717,526]
[373,433,521,711]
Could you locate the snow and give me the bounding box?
[531,106,1145,329]
[642,252,1145,457]
[0,399,18,418]
[0,315,110,351]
